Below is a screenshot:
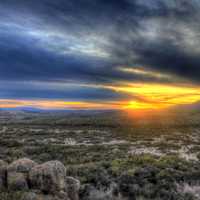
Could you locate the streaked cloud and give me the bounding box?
[1,0,200,109]
[0,99,122,110]
[1,82,200,110]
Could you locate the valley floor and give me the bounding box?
[1,110,200,199]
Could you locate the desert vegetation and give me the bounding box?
[1,110,200,199]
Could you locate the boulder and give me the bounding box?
[7,158,37,173]
[29,160,66,194]
[7,158,37,191]
[65,176,80,200]
[7,171,28,190]
[0,160,7,190]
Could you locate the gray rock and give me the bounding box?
[65,176,80,200]
[7,158,37,173]
[0,160,7,190]
[7,158,37,191]
[29,160,66,194]
[7,171,28,190]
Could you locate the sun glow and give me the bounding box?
[123,101,165,110]
[0,99,121,110]
[1,83,200,111]
[108,83,200,109]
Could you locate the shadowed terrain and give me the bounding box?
[0,109,200,199]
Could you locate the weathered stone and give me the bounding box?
[29,160,66,194]
[7,171,28,190]
[0,160,7,190]
[7,158,37,191]
[7,158,37,173]
[65,176,80,200]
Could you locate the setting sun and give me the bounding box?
[1,83,200,111]
[107,83,200,110]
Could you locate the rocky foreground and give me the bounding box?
[0,158,81,200]
[0,157,199,200]
[0,158,126,200]
[1,112,200,199]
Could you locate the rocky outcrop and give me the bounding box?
[7,158,37,191]
[0,158,123,200]
[1,158,80,200]
[29,160,66,194]
[8,171,29,190]
[7,158,37,173]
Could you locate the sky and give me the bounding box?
[1,0,200,110]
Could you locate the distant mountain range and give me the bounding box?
[1,101,200,115]
[0,106,117,114]
[0,107,45,112]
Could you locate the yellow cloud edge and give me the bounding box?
[1,83,200,110]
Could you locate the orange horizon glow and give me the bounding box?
[0,99,122,110]
[1,83,200,110]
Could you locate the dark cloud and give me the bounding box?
[1,0,200,100]
[0,81,131,101]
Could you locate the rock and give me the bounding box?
[29,160,66,194]
[7,158,37,191]
[0,160,7,190]
[65,176,80,200]
[7,158,37,173]
[7,171,28,190]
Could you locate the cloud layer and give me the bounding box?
[1,0,200,108]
